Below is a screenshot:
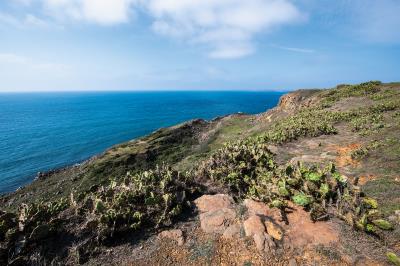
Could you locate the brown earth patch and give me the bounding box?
[328,143,362,167]
[358,175,378,186]
[283,204,340,249]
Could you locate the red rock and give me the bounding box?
[194,194,235,213]
[265,220,283,240]
[253,233,265,251]
[158,229,185,246]
[199,208,236,234]
[243,215,265,237]
[222,223,241,239]
[243,199,281,222]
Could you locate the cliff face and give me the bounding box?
[1,82,400,265]
[276,89,319,111]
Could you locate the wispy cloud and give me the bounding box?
[42,0,136,25]
[272,44,315,54]
[0,12,57,29]
[6,0,306,59]
[0,52,70,72]
[142,0,305,59]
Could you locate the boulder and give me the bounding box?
[194,194,235,213]
[199,208,236,234]
[222,223,241,239]
[264,233,276,252]
[265,220,283,241]
[243,215,265,237]
[243,199,281,221]
[252,233,276,253]
[253,233,265,251]
[158,229,184,246]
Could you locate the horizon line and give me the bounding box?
[0,89,291,93]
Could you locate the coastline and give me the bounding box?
[0,91,284,196]
[0,110,268,197]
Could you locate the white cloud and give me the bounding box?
[0,53,69,72]
[42,0,136,25]
[0,53,72,91]
[24,14,52,27]
[6,0,305,58]
[272,44,315,54]
[141,0,304,58]
[0,12,54,29]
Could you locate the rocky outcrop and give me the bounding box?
[199,208,236,234]
[195,195,339,254]
[158,229,185,246]
[277,89,319,112]
[194,194,234,213]
[195,194,237,235]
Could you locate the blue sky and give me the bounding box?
[0,0,399,91]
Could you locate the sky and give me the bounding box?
[0,0,399,92]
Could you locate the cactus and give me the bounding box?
[292,193,313,207]
[362,197,378,209]
[372,219,393,230]
[387,252,400,266]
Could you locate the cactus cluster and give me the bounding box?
[321,81,381,106]
[78,164,201,239]
[0,198,69,264]
[197,138,393,235]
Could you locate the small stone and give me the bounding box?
[267,145,279,154]
[158,229,185,246]
[243,215,265,237]
[288,258,297,266]
[194,194,234,213]
[265,220,283,241]
[388,215,399,224]
[199,208,236,234]
[264,233,276,252]
[222,224,241,239]
[253,233,265,251]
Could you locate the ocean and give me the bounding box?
[0,91,284,194]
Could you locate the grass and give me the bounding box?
[363,178,400,216]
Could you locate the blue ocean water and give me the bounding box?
[0,91,284,194]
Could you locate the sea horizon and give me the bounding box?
[0,91,284,194]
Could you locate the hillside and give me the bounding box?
[1,81,400,265]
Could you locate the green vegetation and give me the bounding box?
[0,165,202,264]
[1,81,399,265]
[85,165,201,238]
[387,252,400,266]
[198,138,392,231]
[320,81,381,106]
